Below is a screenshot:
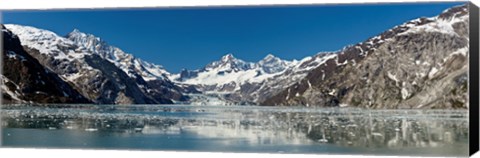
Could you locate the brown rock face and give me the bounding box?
[262,4,469,109]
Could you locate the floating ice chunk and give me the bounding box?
[85,128,98,132]
[134,128,143,132]
[372,132,383,137]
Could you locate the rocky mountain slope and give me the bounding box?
[262,4,470,109]
[65,29,189,102]
[1,24,90,104]
[4,24,187,104]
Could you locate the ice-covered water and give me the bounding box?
[0,104,469,156]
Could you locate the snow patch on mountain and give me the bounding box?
[397,6,468,36]
[6,50,27,61]
[1,75,23,102]
[5,24,86,62]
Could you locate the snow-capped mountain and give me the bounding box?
[262,4,470,109]
[174,53,291,85]
[1,24,90,104]
[65,29,189,102]
[4,24,187,104]
[66,29,170,81]
[172,51,338,104]
[204,53,255,72]
[174,53,292,82]
[257,54,291,73]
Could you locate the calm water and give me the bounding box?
[0,104,469,157]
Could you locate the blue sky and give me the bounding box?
[2,2,465,73]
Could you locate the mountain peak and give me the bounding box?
[259,53,283,64]
[221,53,236,62]
[66,29,108,50]
[258,54,290,74]
[71,28,81,33]
[203,53,253,72]
[438,3,468,20]
[263,54,276,60]
[67,28,89,38]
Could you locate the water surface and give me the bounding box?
[1,104,469,157]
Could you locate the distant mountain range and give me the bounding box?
[1,4,470,109]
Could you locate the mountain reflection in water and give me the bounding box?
[1,105,469,156]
